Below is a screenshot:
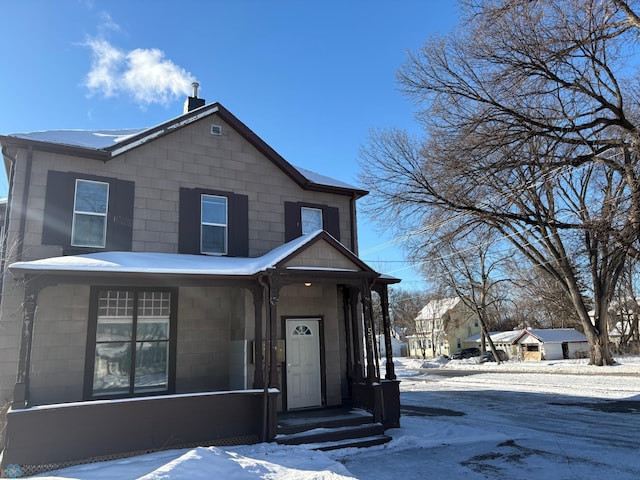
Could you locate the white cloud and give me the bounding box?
[97,12,121,35]
[82,36,196,107]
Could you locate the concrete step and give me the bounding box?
[277,408,375,436]
[276,407,393,451]
[276,422,386,446]
[314,434,393,451]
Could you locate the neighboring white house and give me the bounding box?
[407,297,480,358]
[512,328,589,361]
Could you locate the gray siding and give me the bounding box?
[28,285,89,405]
[6,113,353,263]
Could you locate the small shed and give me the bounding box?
[512,328,589,361]
[465,330,522,358]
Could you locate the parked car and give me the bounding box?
[479,350,509,363]
[451,347,481,359]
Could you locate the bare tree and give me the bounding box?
[360,0,640,365]
[388,288,429,336]
[424,227,511,363]
[508,264,584,329]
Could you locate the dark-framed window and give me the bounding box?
[85,287,178,399]
[43,170,135,254]
[71,179,109,248]
[284,201,340,242]
[179,187,248,256]
[201,194,228,255]
[300,206,323,235]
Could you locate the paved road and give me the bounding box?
[334,369,640,479]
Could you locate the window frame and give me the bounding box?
[178,187,249,257]
[84,287,178,400]
[43,170,135,254]
[71,179,109,248]
[200,194,228,255]
[300,206,323,235]
[284,201,340,242]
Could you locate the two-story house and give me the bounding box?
[0,92,400,474]
[407,297,480,358]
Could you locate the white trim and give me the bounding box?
[71,179,109,248]
[200,194,228,255]
[110,105,221,157]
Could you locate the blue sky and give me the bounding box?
[0,0,460,290]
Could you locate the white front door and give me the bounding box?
[286,318,322,410]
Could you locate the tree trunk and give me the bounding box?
[588,333,613,366]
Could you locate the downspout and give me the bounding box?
[0,146,17,291]
[16,145,33,262]
[350,193,358,255]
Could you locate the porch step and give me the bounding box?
[276,408,392,450]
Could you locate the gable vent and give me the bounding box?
[211,124,223,136]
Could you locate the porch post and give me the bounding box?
[376,284,396,380]
[250,283,265,389]
[266,272,281,389]
[349,287,363,382]
[13,278,41,408]
[361,281,378,383]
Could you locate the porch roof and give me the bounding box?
[8,230,398,283]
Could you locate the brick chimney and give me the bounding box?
[184,82,205,113]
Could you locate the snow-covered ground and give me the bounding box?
[29,356,640,479]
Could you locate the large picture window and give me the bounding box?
[201,194,228,254]
[72,179,109,248]
[89,289,175,397]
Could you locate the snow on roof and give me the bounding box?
[9,129,144,150]
[514,328,588,344]
[6,129,360,191]
[9,230,341,277]
[465,330,523,344]
[295,166,360,191]
[415,297,461,320]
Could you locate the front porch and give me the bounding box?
[1,380,400,476]
[1,232,402,475]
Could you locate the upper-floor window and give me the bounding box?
[301,207,323,235]
[72,179,109,248]
[43,171,134,254]
[284,201,340,242]
[201,194,228,255]
[179,187,249,257]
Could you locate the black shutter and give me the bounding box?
[42,170,74,246]
[228,193,249,257]
[284,201,302,242]
[322,206,340,241]
[178,188,200,254]
[106,178,135,251]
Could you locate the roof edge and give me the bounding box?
[0,135,110,161]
